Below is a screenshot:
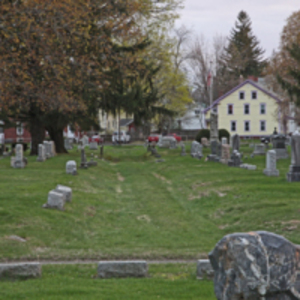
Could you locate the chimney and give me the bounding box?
[248,76,258,82]
[239,75,244,84]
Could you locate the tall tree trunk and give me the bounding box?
[46,126,67,154]
[28,117,45,155]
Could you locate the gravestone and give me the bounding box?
[43,190,66,210]
[66,160,77,175]
[252,143,265,156]
[55,185,72,202]
[272,134,289,159]
[210,111,219,142]
[220,144,230,164]
[49,141,56,157]
[201,137,209,147]
[228,150,242,167]
[87,154,98,166]
[36,144,46,162]
[240,163,257,170]
[209,231,300,300]
[89,142,98,150]
[263,150,279,176]
[190,141,202,159]
[180,143,186,156]
[97,261,148,278]
[169,140,177,149]
[100,145,104,159]
[160,139,170,148]
[208,140,220,162]
[231,134,240,151]
[43,141,51,159]
[81,135,89,147]
[79,148,88,169]
[196,259,214,280]
[64,139,73,151]
[287,130,300,182]
[150,146,161,158]
[0,263,42,280]
[221,137,228,145]
[12,144,26,168]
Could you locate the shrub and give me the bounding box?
[218,128,230,141]
[195,129,210,143]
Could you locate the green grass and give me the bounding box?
[0,142,299,261]
[0,264,215,300]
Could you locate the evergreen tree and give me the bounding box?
[222,11,266,80]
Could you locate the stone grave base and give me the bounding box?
[287,166,300,182]
[87,160,97,167]
[97,261,148,279]
[275,149,289,159]
[0,263,41,280]
[191,153,202,159]
[264,168,279,176]
[207,154,219,162]
[240,164,257,170]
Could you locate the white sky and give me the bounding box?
[176,0,300,58]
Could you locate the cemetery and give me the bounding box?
[0,137,300,299]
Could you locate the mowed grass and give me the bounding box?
[0,142,299,261]
[0,264,215,300]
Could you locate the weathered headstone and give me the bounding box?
[81,135,89,147]
[169,139,177,149]
[190,141,202,159]
[43,141,51,159]
[36,144,46,162]
[55,185,72,202]
[49,141,56,157]
[87,154,98,166]
[228,150,242,167]
[252,143,265,156]
[89,142,98,150]
[43,190,66,210]
[97,261,148,278]
[220,144,230,164]
[272,134,289,159]
[221,137,228,145]
[287,130,300,182]
[231,134,240,151]
[208,140,220,162]
[201,137,209,147]
[64,139,73,151]
[180,143,186,156]
[79,148,88,169]
[66,160,77,175]
[12,144,26,168]
[210,111,219,142]
[240,163,257,170]
[209,231,300,300]
[196,259,214,280]
[263,150,279,176]
[0,263,42,280]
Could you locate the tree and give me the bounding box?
[221,11,266,84]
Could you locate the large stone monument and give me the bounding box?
[272,134,289,159]
[263,150,279,176]
[210,111,219,142]
[231,134,240,151]
[209,231,300,300]
[190,141,202,159]
[37,144,46,162]
[287,130,300,182]
[252,143,265,156]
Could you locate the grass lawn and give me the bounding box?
[0,142,299,261]
[0,264,215,300]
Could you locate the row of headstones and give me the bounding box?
[36,141,56,162]
[0,260,212,280]
[42,185,72,210]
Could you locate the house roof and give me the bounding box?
[119,118,134,126]
[203,79,282,114]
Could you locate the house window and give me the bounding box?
[244,104,250,115]
[252,91,257,99]
[239,91,245,100]
[260,120,266,132]
[228,104,233,115]
[260,103,266,114]
[231,121,236,132]
[244,121,250,132]
[16,122,24,136]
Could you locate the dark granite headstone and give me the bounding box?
[287,130,300,182]
[273,134,289,159]
[209,231,300,300]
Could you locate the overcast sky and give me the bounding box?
[176,0,299,58]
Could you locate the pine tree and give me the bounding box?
[223,11,266,80]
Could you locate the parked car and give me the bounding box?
[112,131,130,143]
[89,135,104,144]
[147,134,160,143]
[167,133,182,142]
